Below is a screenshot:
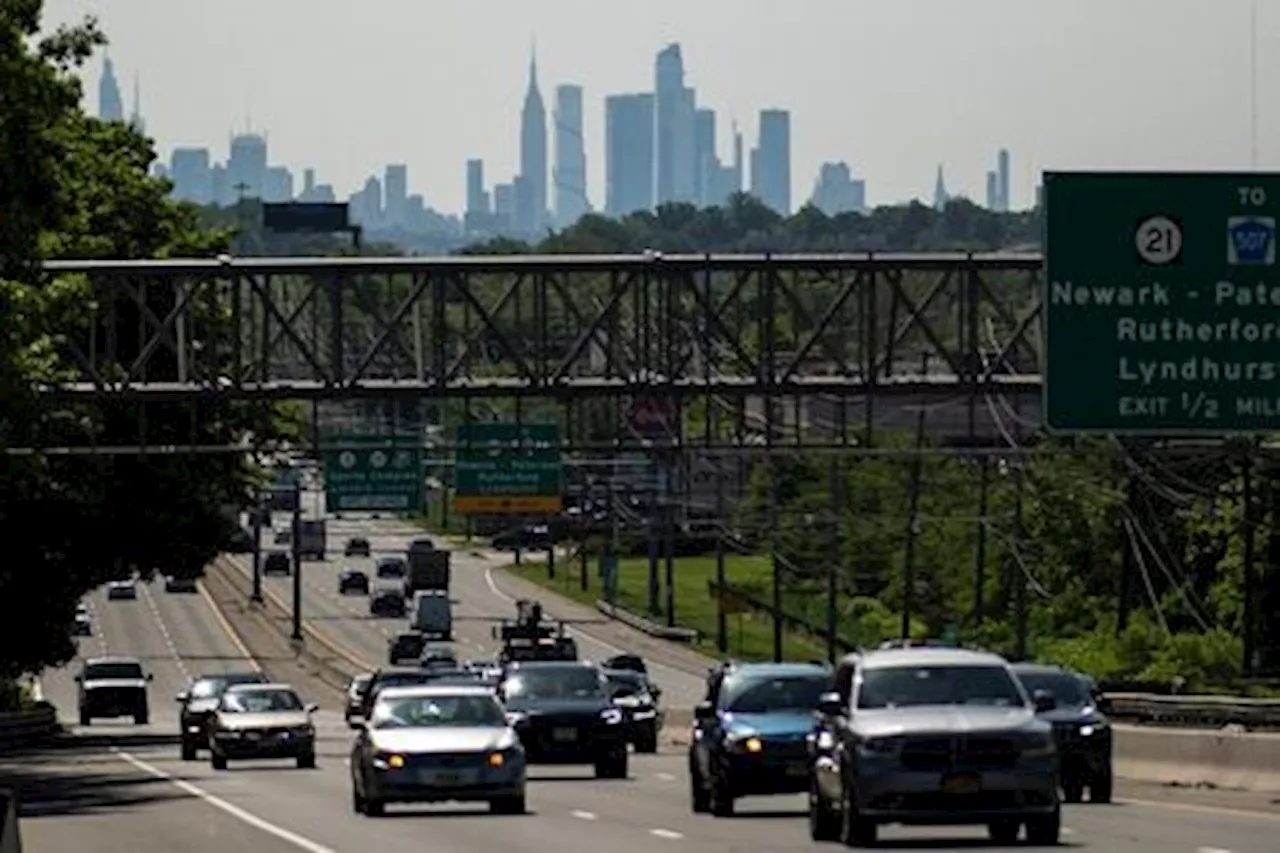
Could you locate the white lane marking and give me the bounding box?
[655,772,676,781]
[571,810,597,820]
[649,828,683,840]
[1196,848,1233,853]
[140,581,190,680]
[113,748,336,853]
[85,597,109,655]
[197,581,261,671]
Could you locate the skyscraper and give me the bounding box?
[466,159,488,216]
[384,164,408,227]
[517,48,548,236]
[227,133,268,199]
[169,148,213,205]
[986,170,999,210]
[754,109,791,214]
[997,148,1011,212]
[605,93,655,217]
[98,55,122,121]
[694,108,716,207]
[128,74,145,134]
[654,44,695,205]
[553,84,588,228]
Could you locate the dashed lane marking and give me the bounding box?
[113,749,335,853]
[1196,848,1234,853]
[140,582,190,680]
[649,828,683,840]
[654,772,676,781]
[197,579,262,672]
[571,810,597,820]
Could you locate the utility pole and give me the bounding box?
[290,480,303,641]
[250,494,264,603]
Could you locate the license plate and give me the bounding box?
[552,727,578,742]
[941,773,981,795]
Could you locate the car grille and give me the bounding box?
[400,751,489,769]
[1051,722,1079,744]
[87,687,139,707]
[900,736,1019,772]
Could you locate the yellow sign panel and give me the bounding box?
[453,495,563,515]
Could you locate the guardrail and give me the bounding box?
[0,704,58,752]
[1105,692,1280,730]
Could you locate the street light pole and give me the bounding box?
[291,481,303,641]
[250,495,264,603]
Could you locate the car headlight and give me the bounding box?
[1017,731,1056,756]
[614,696,643,708]
[600,708,624,725]
[293,725,315,737]
[1079,722,1109,737]
[728,732,763,753]
[856,736,902,758]
[372,753,407,770]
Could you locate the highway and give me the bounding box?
[2,512,1275,852]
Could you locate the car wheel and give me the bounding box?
[134,711,149,725]
[1062,776,1085,803]
[594,747,628,779]
[635,727,659,754]
[351,787,365,814]
[709,773,734,817]
[297,752,316,769]
[1025,807,1062,845]
[181,740,197,761]
[364,798,385,817]
[987,819,1020,844]
[79,710,91,726]
[211,753,228,770]
[808,779,840,841]
[490,793,526,814]
[689,765,710,813]
[1090,768,1114,804]
[839,785,876,846]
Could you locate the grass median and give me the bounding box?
[503,553,828,663]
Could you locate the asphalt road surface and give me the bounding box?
[7,513,1278,852]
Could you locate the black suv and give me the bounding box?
[369,587,406,617]
[604,668,662,753]
[1012,663,1113,803]
[77,657,153,725]
[499,661,629,779]
[689,661,830,816]
[344,537,371,557]
[177,671,269,760]
[339,570,369,595]
[263,551,291,576]
[387,632,427,665]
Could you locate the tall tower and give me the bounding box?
[996,148,1011,212]
[517,43,548,235]
[553,84,588,227]
[98,55,123,121]
[653,44,695,205]
[933,165,949,211]
[128,73,145,134]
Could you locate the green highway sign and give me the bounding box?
[454,423,563,514]
[323,433,422,512]
[1045,172,1280,433]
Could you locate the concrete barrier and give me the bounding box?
[0,789,21,853]
[1113,724,1280,791]
[595,601,699,643]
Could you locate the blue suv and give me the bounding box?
[688,661,831,817]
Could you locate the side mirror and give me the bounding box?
[693,701,716,722]
[1033,689,1057,713]
[816,691,845,717]
[175,692,189,703]
[1095,694,1112,714]
[146,673,154,682]
[74,675,82,682]
[306,703,319,713]
[347,718,364,730]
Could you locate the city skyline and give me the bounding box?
[47,0,1270,213]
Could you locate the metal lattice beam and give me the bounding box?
[38,254,1043,407]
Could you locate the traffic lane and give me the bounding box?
[108,735,728,853]
[145,577,260,677]
[2,745,312,853]
[264,561,400,669]
[449,551,708,708]
[40,596,112,719]
[559,750,1279,853]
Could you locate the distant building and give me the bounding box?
[169,147,213,205]
[384,164,408,227]
[516,50,547,236]
[985,170,999,210]
[752,109,791,214]
[654,44,696,205]
[997,148,1011,212]
[605,93,655,217]
[809,161,866,215]
[933,164,949,211]
[228,133,268,199]
[98,56,123,121]
[553,84,589,228]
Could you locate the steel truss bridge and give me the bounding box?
[36,253,1045,448]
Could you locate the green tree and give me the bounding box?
[0,1,295,693]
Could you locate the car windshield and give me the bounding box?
[857,665,1025,709]
[1015,671,1089,706]
[375,673,437,692]
[504,667,604,700]
[393,635,426,652]
[190,674,263,699]
[222,689,304,712]
[606,672,647,696]
[84,662,143,680]
[371,694,506,729]
[377,559,406,574]
[721,673,828,712]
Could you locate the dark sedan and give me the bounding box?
[339,570,370,596]
[344,537,371,557]
[177,672,270,760]
[370,588,406,618]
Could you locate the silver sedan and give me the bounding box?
[349,684,527,817]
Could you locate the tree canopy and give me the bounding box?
[0,2,293,691]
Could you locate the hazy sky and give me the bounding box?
[39,0,1271,215]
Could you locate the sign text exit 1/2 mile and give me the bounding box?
[1045,172,1280,433]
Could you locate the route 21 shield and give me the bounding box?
[1227,216,1276,265]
